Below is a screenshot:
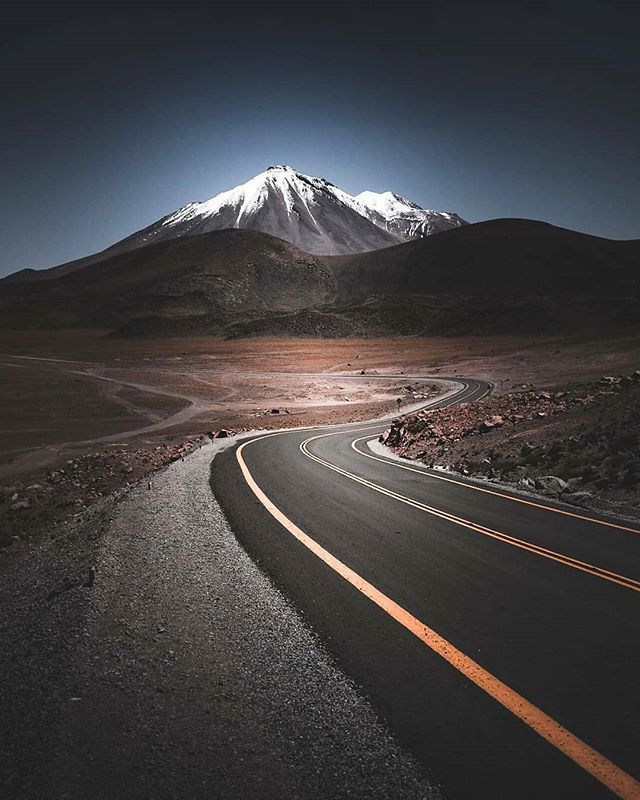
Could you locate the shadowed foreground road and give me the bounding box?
[212,377,640,800]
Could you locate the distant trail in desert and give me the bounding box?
[0,357,208,477]
[1,354,444,477]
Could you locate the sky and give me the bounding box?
[1,0,638,276]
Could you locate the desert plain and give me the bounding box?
[1,327,639,548]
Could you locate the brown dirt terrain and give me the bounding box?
[5,221,638,339]
[1,328,639,549]
[382,372,640,519]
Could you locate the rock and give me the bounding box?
[214,429,236,438]
[535,475,568,496]
[379,429,390,444]
[563,491,593,506]
[10,500,30,510]
[480,415,504,431]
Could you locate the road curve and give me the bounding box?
[211,377,640,800]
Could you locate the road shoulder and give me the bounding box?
[0,439,439,800]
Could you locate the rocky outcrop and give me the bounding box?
[382,372,640,517]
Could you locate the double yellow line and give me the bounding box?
[300,429,640,592]
[236,430,640,799]
[350,433,640,535]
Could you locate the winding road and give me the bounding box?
[212,377,640,800]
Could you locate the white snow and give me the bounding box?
[355,190,422,218]
[129,166,466,256]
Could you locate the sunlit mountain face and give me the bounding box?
[108,165,466,258]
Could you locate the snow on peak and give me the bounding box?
[131,166,466,256]
[355,189,466,240]
[355,190,423,219]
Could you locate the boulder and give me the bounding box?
[480,415,504,432]
[563,491,593,506]
[535,475,568,496]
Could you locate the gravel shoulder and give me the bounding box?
[0,438,439,800]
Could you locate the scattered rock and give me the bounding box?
[214,429,236,438]
[563,491,593,506]
[481,415,505,431]
[535,475,568,496]
[381,370,640,518]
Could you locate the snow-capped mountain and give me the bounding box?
[355,190,465,240]
[117,165,466,257]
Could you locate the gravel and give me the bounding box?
[0,438,440,800]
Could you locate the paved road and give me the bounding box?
[212,377,640,800]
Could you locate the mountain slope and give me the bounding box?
[0,230,336,331]
[4,167,466,284]
[3,219,636,337]
[323,219,639,299]
[231,220,640,337]
[124,166,402,257]
[354,191,465,239]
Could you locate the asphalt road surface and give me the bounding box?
[212,377,640,800]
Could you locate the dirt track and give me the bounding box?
[2,329,640,551]
[3,329,640,477]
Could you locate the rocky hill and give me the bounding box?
[1,219,637,337]
[0,230,335,332]
[231,220,640,337]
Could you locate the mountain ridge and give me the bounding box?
[4,166,465,283]
[1,219,637,338]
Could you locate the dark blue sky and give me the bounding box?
[1,0,638,276]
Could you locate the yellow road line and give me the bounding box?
[350,434,640,535]
[236,432,640,800]
[300,431,639,592]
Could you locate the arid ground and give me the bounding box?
[1,328,639,547]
